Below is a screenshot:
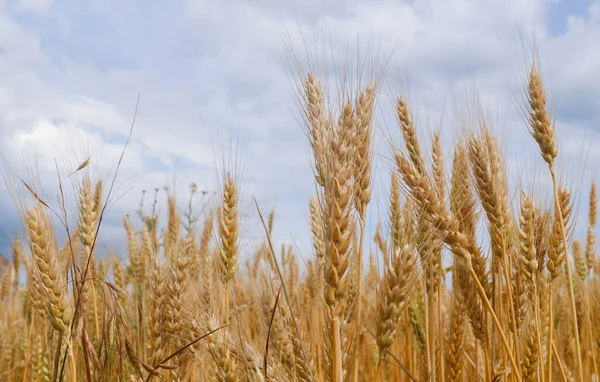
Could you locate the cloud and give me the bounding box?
[12,0,52,12]
[0,0,599,263]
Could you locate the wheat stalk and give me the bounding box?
[526,62,583,381]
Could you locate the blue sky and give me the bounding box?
[1,0,599,266]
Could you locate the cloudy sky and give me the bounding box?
[1,0,599,266]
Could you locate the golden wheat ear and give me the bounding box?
[586,182,597,271]
[375,245,416,356]
[26,206,72,334]
[527,65,558,166]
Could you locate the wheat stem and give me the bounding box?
[352,219,366,382]
[468,266,522,382]
[545,286,553,382]
[501,248,521,369]
[551,341,568,382]
[331,316,343,382]
[437,285,445,382]
[549,167,583,380]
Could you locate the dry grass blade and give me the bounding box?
[66,157,92,178]
[143,325,229,382]
[264,286,282,379]
[363,324,418,382]
[254,198,314,382]
[21,179,51,209]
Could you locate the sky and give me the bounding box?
[1,0,599,269]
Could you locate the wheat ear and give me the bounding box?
[26,206,72,334]
[351,82,376,382]
[219,172,239,323]
[527,62,582,381]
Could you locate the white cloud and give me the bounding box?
[12,0,52,12]
[1,0,600,263]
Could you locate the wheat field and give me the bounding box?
[0,56,599,382]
